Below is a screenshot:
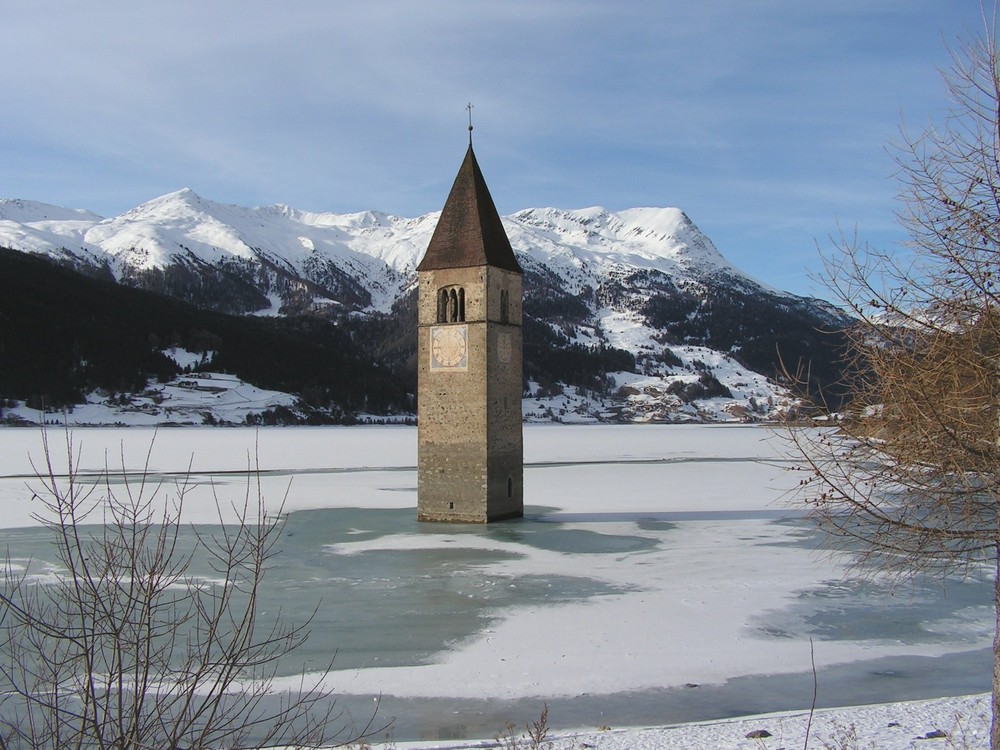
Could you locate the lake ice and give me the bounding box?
[0,424,991,742]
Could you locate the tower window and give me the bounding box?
[438,289,448,323]
[500,289,509,323]
[437,285,466,323]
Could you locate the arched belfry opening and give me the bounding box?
[437,285,465,323]
[415,140,524,523]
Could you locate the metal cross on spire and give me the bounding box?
[467,102,474,145]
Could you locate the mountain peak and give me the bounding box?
[114,188,209,225]
[0,198,104,224]
[507,205,741,283]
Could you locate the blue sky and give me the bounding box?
[0,2,987,297]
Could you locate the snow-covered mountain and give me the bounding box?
[0,190,849,423]
[0,189,764,314]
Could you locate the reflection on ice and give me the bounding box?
[269,507,650,671]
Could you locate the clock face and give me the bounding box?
[430,325,468,370]
[497,332,512,363]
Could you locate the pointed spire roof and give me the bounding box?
[417,145,522,274]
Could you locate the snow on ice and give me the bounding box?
[0,424,990,748]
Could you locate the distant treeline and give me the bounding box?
[0,248,411,419]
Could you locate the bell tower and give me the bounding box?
[415,139,523,523]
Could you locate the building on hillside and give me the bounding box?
[415,140,524,522]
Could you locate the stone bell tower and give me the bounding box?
[416,138,523,523]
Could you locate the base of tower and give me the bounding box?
[416,507,523,524]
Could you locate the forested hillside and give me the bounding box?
[1,248,642,422]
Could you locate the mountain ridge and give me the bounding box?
[0,190,785,310]
[0,191,850,424]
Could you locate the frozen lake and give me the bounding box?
[0,425,991,742]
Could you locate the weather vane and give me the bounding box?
[467,102,474,145]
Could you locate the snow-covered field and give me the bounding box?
[392,694,991,749]
[0,424,990,748]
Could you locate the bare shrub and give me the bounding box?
[0,430,380,749]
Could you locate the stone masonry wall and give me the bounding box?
[417,266,523,522]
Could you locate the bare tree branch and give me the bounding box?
[0,429,385,750]
[787,10,1000,748]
